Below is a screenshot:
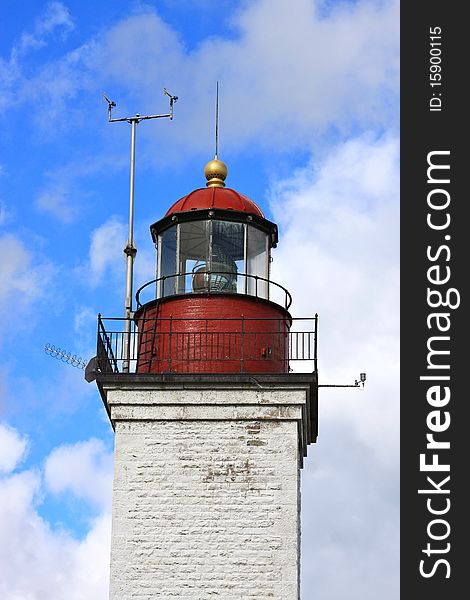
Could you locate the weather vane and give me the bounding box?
[103,88,178,372]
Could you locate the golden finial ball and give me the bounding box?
[204,156,228,188]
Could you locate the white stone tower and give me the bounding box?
[95,157,318,599]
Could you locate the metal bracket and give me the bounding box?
[318,372,367,389]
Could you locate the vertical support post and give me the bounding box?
[97,313,102,371]
[314,313,318,374]
[265,235,270,301]
[123,118,137,373]
[243,225,248,295]
[156,236,162,298]
[105,90,177,373]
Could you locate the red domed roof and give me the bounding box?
[165,187,264,217]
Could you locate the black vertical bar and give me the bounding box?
[149,315,159,373]
[161,319,166,371]
[131,321,136,371]
[253,331,257,362]
[241,318,245,372]
[314,314,318,374]
[401,4,466,598]
[97,314,102,362]
[168,315,173,372]
[307,324,310,360]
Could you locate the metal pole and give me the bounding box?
[318,384,363,388]
[122,118,137,373]
[104,90,178,373]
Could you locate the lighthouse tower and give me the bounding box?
[95,155,318,599]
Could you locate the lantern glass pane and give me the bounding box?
[156,220,271,299]
[178,221,210,293]
[210,221,245,292]
[158,226,177,297]
[246,226,268,298]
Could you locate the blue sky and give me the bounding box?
[1,1,399,598]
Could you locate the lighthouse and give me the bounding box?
[95,154,318,599]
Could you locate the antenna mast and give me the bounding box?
[103,89,178,372]
[215,81,219,158]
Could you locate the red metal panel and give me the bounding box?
[165,187,264,217]
[135,295,291,374]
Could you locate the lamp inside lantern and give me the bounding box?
[192,245,238,292]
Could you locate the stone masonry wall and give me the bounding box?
[108,389,302,600]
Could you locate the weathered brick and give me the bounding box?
[108,388,307,600]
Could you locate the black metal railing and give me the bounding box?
[96,315,318,375]
[135,272,293,310]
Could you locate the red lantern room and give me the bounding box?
[132,156,293,374]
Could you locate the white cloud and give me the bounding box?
[14,1,74,57]
[34,1,73,35]
[36,184,79,223]
[0,234,52,313]
[84,215,155,296]
[0,233,55,346]
[269,132,399,454]
[0,429,111,600]
[72,305,99,361]
[3,1,398,152]
[44,438,113,509]
[33,150,126,225]
[87,216,126,287]
[74,305,96,335]
[301,419,399,600]
[269,133,399,597]
[68,512,111,599]
[0,235,40,301]
[0,2,74,112]
[0,368,7,414]
[0,200,11,226]
[0,423,28,473]
[94,0,398,155]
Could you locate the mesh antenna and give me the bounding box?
[44,344,88,370]
[44,344,98,382]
